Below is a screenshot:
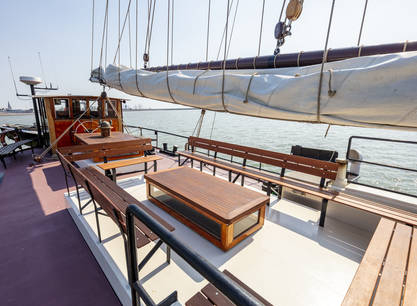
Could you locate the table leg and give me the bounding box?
[111,169,116,182]
[154,160,157,172]
[145,162,148,174]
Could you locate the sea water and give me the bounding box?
[2,110,416,196]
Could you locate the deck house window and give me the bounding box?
[89,100,100,119]
[54,99,69,119]
[72,100,88,118]
[104,100,117,118]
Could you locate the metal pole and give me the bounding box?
[30,84,43,147]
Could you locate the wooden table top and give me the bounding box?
[145,167,269,223]
[75,132,140,145]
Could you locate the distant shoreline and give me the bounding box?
[124,108,196,111]
[0,112,34,116]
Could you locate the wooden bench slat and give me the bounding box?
[88,166,175,232]
[403,227,417,306]
[201,283,234,306]
[342,218,395,306]
[185,292,213,306]
[97,155,162,170]
[82,167,159,241]
[373,223,412,305]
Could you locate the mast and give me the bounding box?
[147,41,417,72]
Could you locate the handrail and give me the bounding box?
[346,136,417,198]
[125,124,281,176]
[125,204,264,306]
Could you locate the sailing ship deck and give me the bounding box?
[0,149,120,305]
[4,149,416,305]
[67,153,381,306]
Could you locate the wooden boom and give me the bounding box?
[147,41,417,72]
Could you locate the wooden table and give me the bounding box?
[75,132,139,145]
[145,167,269,251]
[75,132,146,162]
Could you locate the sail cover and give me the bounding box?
[92,51,417,130]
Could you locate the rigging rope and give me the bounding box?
[143,0,156,67]
[221,0,231,112]
[37,52,47,87]
[91,0,95,72]
[128,4,132,67]
[209,112,217,139]
[316,0,336,122]
[166,0,176,103]
[258,0,266,56]
[206,0,211,61]
[135,0,145,97]
[279,0,286,22]
[192,110,206,138]
[99,0,109,75]
[226,0,239,58]
[113,0,132,64]
[216,0,234,60]
[357,0,369,46]
[171,0,175,65]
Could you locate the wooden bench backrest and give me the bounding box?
[86,177,126,231]
[59,138,153,162]
[188,136,339,180]
[66,161,89,191]
[56,151,70,175]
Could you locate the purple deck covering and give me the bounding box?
[0,150,120,306]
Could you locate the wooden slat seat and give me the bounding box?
[179,137,417,228]
[57,149,174,249]
[97,155,162,170]
[342,218,417,305]
[97,155,163,181]
[186,269,273,306]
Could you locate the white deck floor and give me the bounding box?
[66,169,375,306]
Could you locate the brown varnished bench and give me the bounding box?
[342,218,417,305]
[178,137,417,228]
[178,136,339,226]
[97,155,162,181]
[186,270,273,306]
[57,150,175,269]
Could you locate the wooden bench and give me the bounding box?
[186,270,273,306]
[0,139,34,169]
[58,150,175,270]
[342,218,417,305]
[58,137,153,183]
[178,136,340,226]
[178,137,417,228]
[97,155,162,181]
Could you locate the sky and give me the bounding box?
[1,0,417,109]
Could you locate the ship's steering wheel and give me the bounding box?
[72,120,100,143]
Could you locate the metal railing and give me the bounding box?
[346,136,417,198]
[125,204,263,306]
[124,124,282,176]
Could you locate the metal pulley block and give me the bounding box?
[274,21,292,55]
[143,53,149,68]
[286,0,303,21]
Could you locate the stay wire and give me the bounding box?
[258,0,266,56]
[221,0,230,112]
[216,0,234,60]
[134,0,145,96]
[206,0,211,61]
[279,0,286,22]
[357,0,369,46]
[316,0,336,122]
[113,0,133,64]
[91,0,95,72]
[99,0,109,72]
[226,0,239,58]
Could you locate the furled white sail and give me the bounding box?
[92,51,417,130]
